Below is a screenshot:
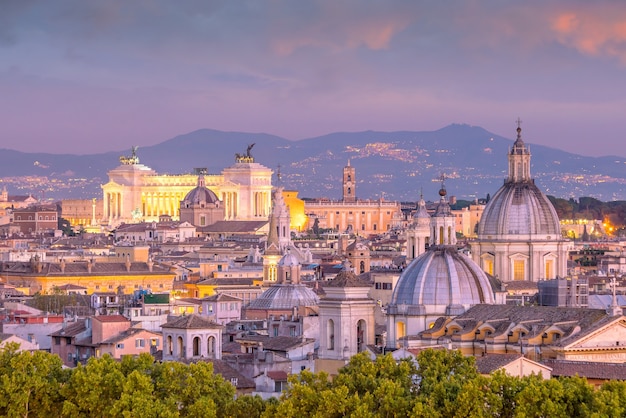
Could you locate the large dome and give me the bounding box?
[391,246,496,315]
[478,181,561,237]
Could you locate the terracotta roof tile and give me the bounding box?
[543,359,626,380]
[161,314,222,330]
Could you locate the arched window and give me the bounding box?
[357,320,366,352]
[177,336,184,358]
[193,336,201,357]
[208,336,216,358]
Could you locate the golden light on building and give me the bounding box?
[282,190,308,232]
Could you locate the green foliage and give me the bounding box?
[0,344,68,418]
[6,345,626,417]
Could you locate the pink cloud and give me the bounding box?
[551,8,626,63]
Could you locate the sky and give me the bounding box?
[2,1,626,157]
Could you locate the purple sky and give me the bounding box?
[2,1,626,157]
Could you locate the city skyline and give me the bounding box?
[2,1,626,157]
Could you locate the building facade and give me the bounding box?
[305,162,402,237]
[101,148,273,227]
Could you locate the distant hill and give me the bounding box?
[2,124,626,202]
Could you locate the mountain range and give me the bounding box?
[2,124,626,202]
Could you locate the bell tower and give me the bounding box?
[342,160,356,203]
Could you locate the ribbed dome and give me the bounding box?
[478,181,561,237]
[246,284,319,310]
[391,246,495,313]
[183,185,219,205]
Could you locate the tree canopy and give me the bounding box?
[2,345,626,417]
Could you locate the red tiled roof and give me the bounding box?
[266,370,288,381]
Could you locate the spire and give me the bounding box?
[608,276,623,316]
[433,175,451,217]
[194,168,207,188]
[507,118,532,182]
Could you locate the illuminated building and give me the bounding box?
[0,257,175,295]
[101,147,273,228]
[304,161,403,236]
[60,199,103,231]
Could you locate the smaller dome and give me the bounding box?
[413,197,430,222]
[278,252,300,267]
[246,284,319,310]
[391,246,496,312]
[183,186,219,205]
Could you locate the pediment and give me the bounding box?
[564,318,626,350]
[508,252,529,260]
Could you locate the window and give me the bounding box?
[514,260,525,281]
[361,224,365,230]
[375,282,382,289]
[382,283,392,290]
[135,339,145,348]
[54,336,61,345]
[151,338,159,347]
[116,343,124,349]
[273,325,279,337]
